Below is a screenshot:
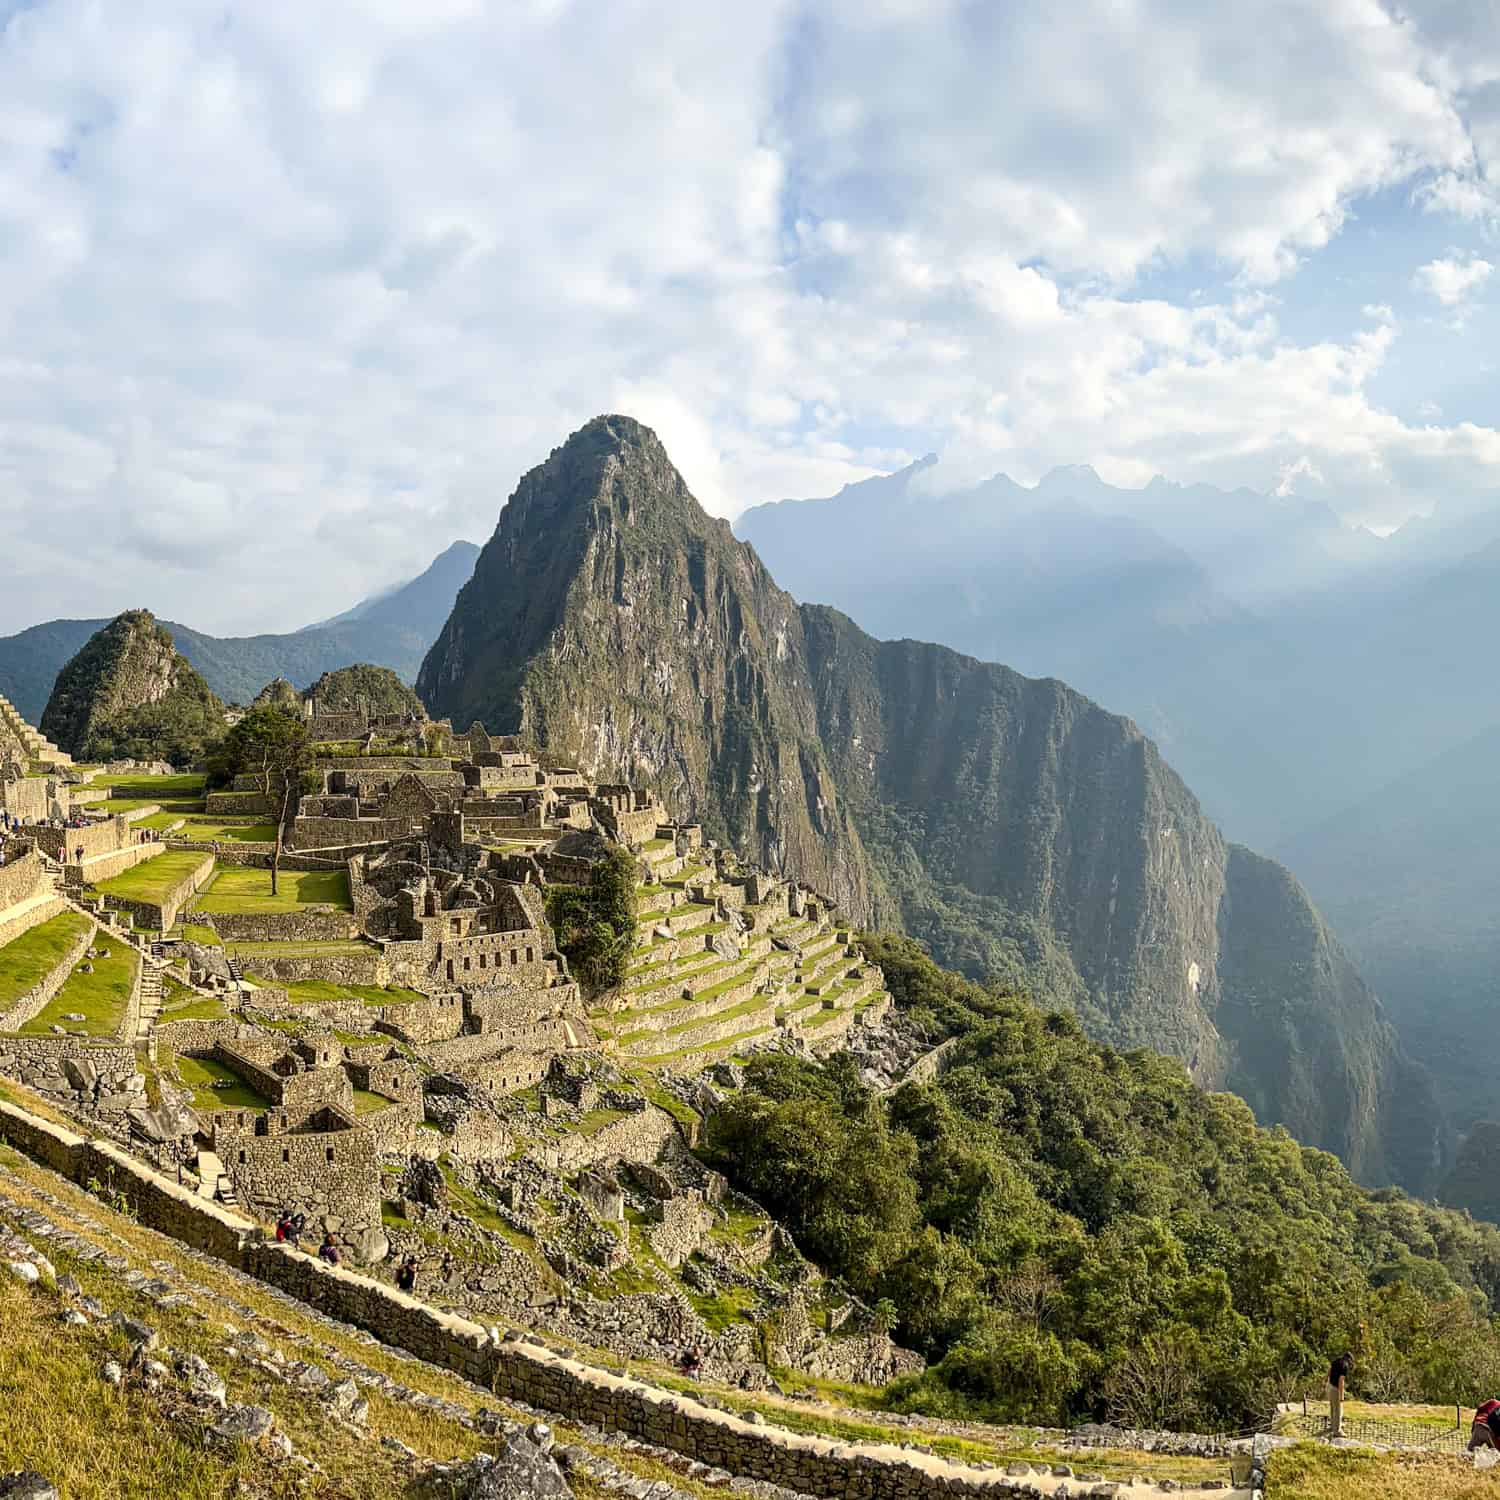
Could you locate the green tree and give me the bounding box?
[208,707,311,894]
[545,846,638,990]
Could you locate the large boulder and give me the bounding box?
[450,1426,572,1499]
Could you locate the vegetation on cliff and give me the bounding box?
[416,415,1442,1191]
[706,935,1500,1432]
[303,663,425,718]
[40,610,226,765]
[545,846,638,990]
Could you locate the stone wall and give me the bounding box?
[369,992,465,1044]
[0,889,67,953]
[1,775,59,824]
[205,791,275,816]
[541,1106,680,1174]
[0,917,94,1032]
[0,1096,1145,1500]
[0,1036,134,1081]
[217,1122,380,1228]
[207,909,359,943]
[0,846,48,913]
[424,1018,578,1070]
[289,816,418,851]
[238,947,388,988]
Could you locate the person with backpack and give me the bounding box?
[1470,1399,1500,1451]
[396,1257,418,1294]
[317,1232,342,1266]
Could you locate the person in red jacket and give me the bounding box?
[1469,1399,1500,1451]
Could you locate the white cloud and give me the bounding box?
[0,0,1498,632]
[1413,253,1495,306]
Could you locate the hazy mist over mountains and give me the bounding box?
[739,457,1500,1138]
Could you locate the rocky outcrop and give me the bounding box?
[40,611,225,764]
[417,415,1444,1189]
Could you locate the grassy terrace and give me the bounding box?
[0,912,92,1011]
[226,938,373,958]
[634,1024,775,1067]
[190,866,352,913]
[267,978,428,1008]
[352,1087,393,1114]
[168,818,277,843]
[13,934,138,1037]
[169,1051,271,1110]
[93,849,209,903]
[687,966,761,1003]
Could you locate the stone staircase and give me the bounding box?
[0,692,73,769]
[136,960,163,1043]
[195,1148,238,1209]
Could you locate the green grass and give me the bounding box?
[683,1277,759,1333]
[687,967,759,1004]
[87,773,206,793]
[174,921,222,947]
[225,938,370,957]
[93,850,210,904]
[19,939,139,1037]
[190,866,351,913]
[272,978,429,1008]
[159,997,228,1022]
[662,994,768,1036]
[0,912,92,1010]
[634,1024,775,1067]
[1262,1443,1500,1500]
[170,1051,272,1110]
[352,1087,393,1115]
[96,797,204,817]
[171,820,277,843]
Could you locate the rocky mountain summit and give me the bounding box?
[39,610,225,765]
[419,415,1443,1190]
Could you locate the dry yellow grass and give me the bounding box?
[1266,1442,1500,1499]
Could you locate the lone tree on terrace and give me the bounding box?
[209,706,312,895]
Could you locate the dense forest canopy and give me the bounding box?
[705,934,1500,1431]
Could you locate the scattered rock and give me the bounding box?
[0,1473,59,1500]
[109,1313,158,1349]
[208,1405,276,1447]
[101,1361,123,1387]
[6,1262,39,1285]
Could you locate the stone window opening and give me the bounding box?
[325,1147,335,1163]
[238,1150,246,1164]
[282,1148,290,1163]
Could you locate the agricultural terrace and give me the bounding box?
[0,912,92,1013]
[189,866,352,914]
[17,937,138,1037]
[93,850,213,905]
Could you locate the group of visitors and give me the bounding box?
[275,1210,421,1293]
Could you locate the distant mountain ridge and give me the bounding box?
[0,541,478,720]
[418,414,1444,1191]
[736,458,1500,1147]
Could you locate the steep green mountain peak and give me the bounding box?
[419,417,1445,1190]
[40,609,225,765]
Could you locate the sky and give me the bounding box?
[2,0,1500,634]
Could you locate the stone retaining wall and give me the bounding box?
[208,909,359,943]
[0,1097,1221,1500]
[0,891,67,953]
[0,846,49,912]
[237,948,388,988]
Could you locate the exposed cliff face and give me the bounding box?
[419,415,1443,1188]
[41,609,225,764]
